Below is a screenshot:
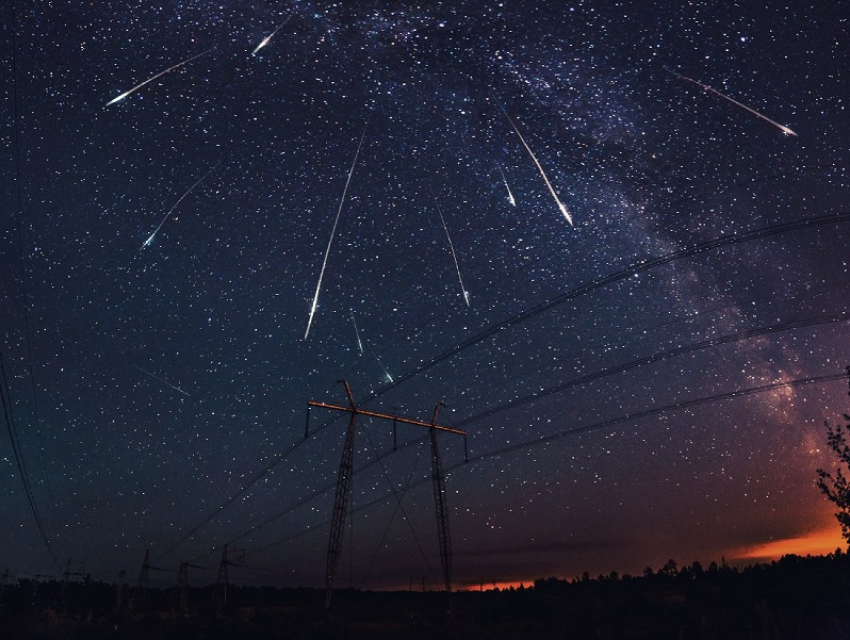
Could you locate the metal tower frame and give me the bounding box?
[213,543,245,606]
[428,403,452,593]
[307,380,467,608]
[138,549,150,596]
[172,561,202,611]
[137,548,169,605]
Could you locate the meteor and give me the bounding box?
[350,309,364,356]
[497,103,573,226]
[499,167,516,206]
[372,351,394,384]
[252,18,291,55]
[669,70,798,137]
[139,163,219,252]
[106,49,211,106]
[433,195,470,306]
[304,122,369,339]
[133,365,190,397]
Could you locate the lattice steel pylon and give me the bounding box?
[136,548,169,605]
[212,542,245,607]
[138,549,150,597]
[307,380,467,608]
[172,561,202,611]
[428,403,452,593]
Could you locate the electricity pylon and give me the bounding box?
[212,543,245,607]
[307,380,467,608]
[137,548,169,605]
[172,561,202,611]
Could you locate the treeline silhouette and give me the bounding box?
[2,550,849,639]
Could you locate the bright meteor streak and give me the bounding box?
[252,17,291,55]
[139,163,219,251]
[350,309,364,356]
[497,104,573,226]
[669,70,798,137]
[372,351,394,384]
[499,167,516,207]
[433,195,470,306]
[106,49,210,106]
[304,122,369,340]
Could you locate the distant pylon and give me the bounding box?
[138,549,150,598]
[136,548,171,606]
[212,543,244,607]
[173,562,190,612]
[215,544,229,606]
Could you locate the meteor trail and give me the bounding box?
[252,17,291,55]
[499,167,516,207]
[350,309,364,356]
[139,163,219,252]
[497,103,573,226]
[433,195,470,306]
[669,70,798,137]
[372,351,394,383]
[304,122,369,339]
[133,365,190,397]
[106,49,210,106]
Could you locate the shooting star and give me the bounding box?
[499,167,516,206]
[304,122,369,339]
[669,70,797,137]
[139,163,219,252]
[133,365,190,397]
[252,18,291,55]
[350,309,364,356]
[433,195,470,306]
[497,103,573,226]
[372,351,394,384]
[106,49,211,106]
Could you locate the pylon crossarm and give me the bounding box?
[307,401,466,436]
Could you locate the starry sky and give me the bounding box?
[2,1,849,590]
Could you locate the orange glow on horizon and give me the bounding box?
[732,526,847,561]
[456,580,533,592]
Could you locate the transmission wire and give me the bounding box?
[360,427,435,589]
[3,0,61,573]
[157,211,850,561]
[455,312,850,428]
[221,354,846,559]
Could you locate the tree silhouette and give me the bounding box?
[816,415,850,543]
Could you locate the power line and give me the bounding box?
[364,211,850,402]
[0,349,61,571]
[2,0,61,573]
[155,211,850,561]
[275,371,848,564]
[153,434,312,564]
[214,369,844,570]
[218,371,844,591]
[457,276,850,410]
[455,312,850,428]
[463,372,845,463]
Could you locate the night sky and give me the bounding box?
[2,1,849,590]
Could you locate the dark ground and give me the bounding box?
[3,551,850,639]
